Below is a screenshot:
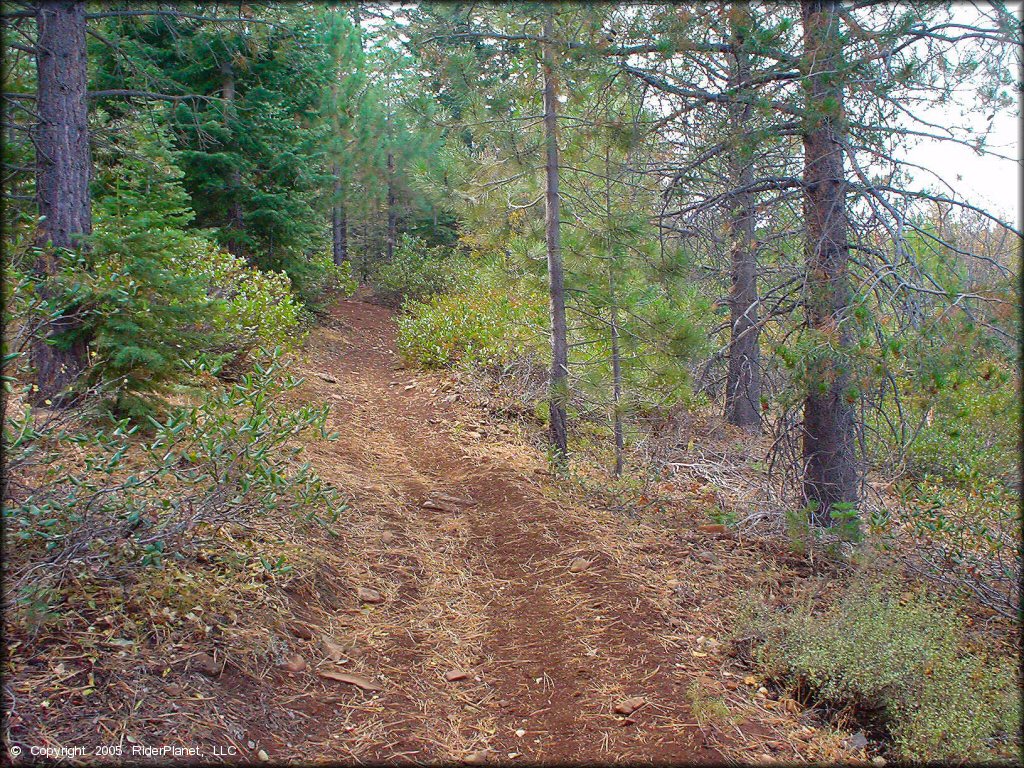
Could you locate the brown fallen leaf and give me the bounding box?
[463,750,490,765]
[697,524,728,535]
[422,498,460,513]
[613,696,646,715]
[445,669,470,682]
[380,531,396,545]
[318,669,382,691]
[288,622,315,640]
[282,655,307,673]
[193,652,223,677]
[357,586,384,604]
[569,557,593,573]
[321,635,348,662]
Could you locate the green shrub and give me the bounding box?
[76,232,306,415]
[397,286,546,370]
[179,241,305,373]
[904,367,1019,483]
[285,252,358,311]
[2,346,346,618]
[371,234,461,306]
[740,579,1020,761]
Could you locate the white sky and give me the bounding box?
[903,106,1020,223]
[898,3,1021,224]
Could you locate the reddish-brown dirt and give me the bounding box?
[4,296,868,765]
[290,298,725,764]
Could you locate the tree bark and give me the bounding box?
[31,0,91,403]
[331,162,348,265]
[221,60,245,257]
[610,290,624,478]
[604,148,624,477]
[329,8,349,269]
[542,16,569,464]
[724,5,762,431]
[333,201,348,265]
[800,0,858,525]
[385,151,396,262]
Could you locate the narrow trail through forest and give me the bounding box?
[286,298,725,764]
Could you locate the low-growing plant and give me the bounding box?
[2,347,346,621]
[738,578,1020,762]
[179,241,306,374]
[398,286,547,370]
[371,234,462,306]
[285,252,358,312]
[686,681,732,728]
[888,472,1020,618]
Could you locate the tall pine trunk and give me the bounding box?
[610,290,624,478]
[800,0,857,525]
[221,61,245,258]
[328,9,349,269]
[542,17,569,465]
[331,163,347,265]
[605,148,624,477]
[385,151,396,262]
[31,0,91,403]
[724,5,762,431]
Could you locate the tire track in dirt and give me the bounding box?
[296,298,723,764]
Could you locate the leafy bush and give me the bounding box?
[902,363,1018,483]
[888,472,1020,619]
[2,347,346,619]
[371,234,461,306]
[178,241,305,374]
[397,286,546,370]
[68,233,306,415]
[284,252,358,312]
[740,579,1020,761]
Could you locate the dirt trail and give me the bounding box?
[292,299,723,764]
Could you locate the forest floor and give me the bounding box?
[254,298,861,765]
[5,298,872,765]
[287,298,726,764]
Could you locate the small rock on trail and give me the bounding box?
[613,696,646,715]
[357,586,385,604]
